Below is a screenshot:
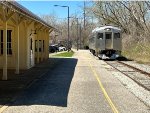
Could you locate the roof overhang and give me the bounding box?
[0,1,58,32]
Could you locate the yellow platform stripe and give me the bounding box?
[89,62,119,113]
[0,105,8,113]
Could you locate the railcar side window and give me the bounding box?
[97,33,103,39]
[114,33,120,38]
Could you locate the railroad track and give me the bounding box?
[105,61,150,91]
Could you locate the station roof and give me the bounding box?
[0,1,55,30]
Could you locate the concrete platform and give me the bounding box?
[0,50,150,113]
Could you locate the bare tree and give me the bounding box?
[87,1,150,43]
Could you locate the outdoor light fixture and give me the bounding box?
[54,5,67,7]
[30,29,37,36]
[33,30,37,34]
[54,4,70,52]
[105,28,111,31]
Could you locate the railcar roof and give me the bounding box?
[92,26,121,33]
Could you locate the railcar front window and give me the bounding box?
[106,33,111,39]
[98,33,103,39]
[114,33,120,38]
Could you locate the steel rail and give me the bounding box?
[105,61,150,91]
[118,61,150,78]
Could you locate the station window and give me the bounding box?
[35,40,38,52]
[35,40,44,52]
[114,33,120,38]
[0,30,12,55]
[0,30,3,55]
[43,40,44,52]
[30,38,32,50]
[39,40,42,52]
[97,33,103,39]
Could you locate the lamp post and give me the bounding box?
[54,5,70,52]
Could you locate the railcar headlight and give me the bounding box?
[105,28,111,31]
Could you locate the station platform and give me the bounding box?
[0,50,150,113]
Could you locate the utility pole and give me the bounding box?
[83,1,86,49]
[67,6,70,52]
[79,24,81,49]
[76,18,79,51]
[91,16,94,29]
[84,1,85,30]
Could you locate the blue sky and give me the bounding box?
[17,1,90,19]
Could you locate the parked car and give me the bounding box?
[58,46,66,51]
[49,45,59,53]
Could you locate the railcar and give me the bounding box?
[89,26,121,59]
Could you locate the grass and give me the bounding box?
[122,43,150,64]
[53,51,74,57]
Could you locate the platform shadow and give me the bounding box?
[0,58,78,107]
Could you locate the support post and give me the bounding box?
[37,32,39,63]
[2,22,7,80]
[44,31,47,60]
[25,22,30,69]
[15,25,19,74]
[41,31,43,61]
[46,31,49,59]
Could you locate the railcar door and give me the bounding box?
[105,32,112,49]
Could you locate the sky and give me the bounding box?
[17,1,90,19]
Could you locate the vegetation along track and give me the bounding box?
[105,61,150,91]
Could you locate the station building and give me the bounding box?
[0,1,54,80]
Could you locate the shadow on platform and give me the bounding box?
[0,57,78,107]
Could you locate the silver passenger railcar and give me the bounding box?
[89,26,121,59]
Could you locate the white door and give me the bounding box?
[30,38,34,67]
